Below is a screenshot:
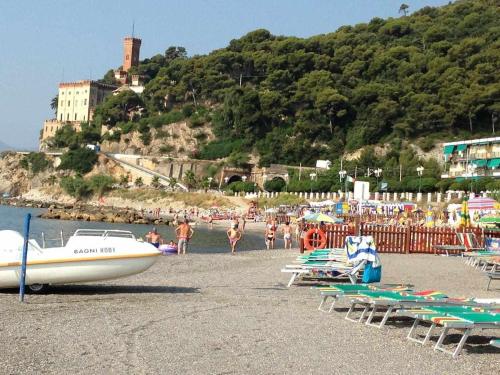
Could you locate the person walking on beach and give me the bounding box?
[175,219,194,254]
[265,221,276,250]
[241,215,246,232]
[208,214,214,229]
[227,223,242,254]
[282,222,292,249]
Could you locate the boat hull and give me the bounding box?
[0,255,159,288]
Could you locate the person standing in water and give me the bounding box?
[175,219,194,254]
[282,222,292,249]
[227,223,242,254]
[145,227,163,248]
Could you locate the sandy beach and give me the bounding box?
[0,251,498,374]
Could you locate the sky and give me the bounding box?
[0,0,452,150]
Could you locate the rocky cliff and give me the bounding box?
[101,120,215,158]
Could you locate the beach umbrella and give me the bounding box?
[468,197,498,210]
[301,212,343,224]
[460,199,470,227]
[478,216,500,224]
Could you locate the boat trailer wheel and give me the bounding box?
[28,284,47,293]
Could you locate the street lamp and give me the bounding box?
[416,166,424,193]
[224,176,229,184]
[309,172,317,194]
[242,175,247,182]
[374,168,383,192]
[339,170,347,198]
[468,164,477,193]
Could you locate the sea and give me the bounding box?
[0,205,265,254]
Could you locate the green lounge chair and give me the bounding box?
[281,259,366,287]
[343,290,475,329]
[315,283,413,313]
[398,307,500,358]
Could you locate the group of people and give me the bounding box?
[145,219,194,255]
[264,219,293,250]
[144,215,298,255]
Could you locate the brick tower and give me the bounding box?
[123,37,141,72]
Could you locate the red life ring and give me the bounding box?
[304,228,327,251]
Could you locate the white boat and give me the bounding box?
[0,229,161,291]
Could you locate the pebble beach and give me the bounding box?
[0,251,499,374]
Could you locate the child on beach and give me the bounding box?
[227,223,242,254]
[282,222,292,249]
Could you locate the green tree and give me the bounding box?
[58,147,98,174]
[151,175,161,188]
[89,174,115,197]
[50,95,58,116]
[20,152,51,174]
[183,170,197,189]
[399,3,409,16]
[168,177,178,190]
[93,91,143,127]
[227,151,249,168]
[60,176,92,200]
[135,177,144,187]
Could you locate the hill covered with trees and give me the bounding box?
[82,0,500,174]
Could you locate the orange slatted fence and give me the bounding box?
[299,223,500,253]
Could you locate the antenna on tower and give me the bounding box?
[132,20,135,38]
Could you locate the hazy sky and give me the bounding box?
[0,0,452,150]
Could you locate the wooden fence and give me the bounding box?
[300,224,500,254]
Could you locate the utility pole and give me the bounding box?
[493,112,497,135]
[354,166,357,179]
[399,164,402,182]
[239,73,243,87]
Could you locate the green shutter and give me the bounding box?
[443,145,455,154]
[472,159,487,167]
[487,158,500,169]
[456,144,467,152]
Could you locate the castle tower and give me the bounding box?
[123,37,141,72]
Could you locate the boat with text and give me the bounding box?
[0,229,161,291]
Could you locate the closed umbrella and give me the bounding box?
[460,199,470,227]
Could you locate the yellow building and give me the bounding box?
[41,80,116,143]
[57,80,115,123]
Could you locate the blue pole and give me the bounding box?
[19,213,31,302]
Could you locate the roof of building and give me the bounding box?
[59,80,118,90]
[442,137,500,147]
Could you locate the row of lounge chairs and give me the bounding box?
[457,234,500,290]
[313,283,500,359]
[282,234,499,359]
[281,236,380,287]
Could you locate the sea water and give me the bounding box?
[0,205,265,254]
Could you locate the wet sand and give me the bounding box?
[0,251,498,374]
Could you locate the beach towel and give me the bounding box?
[345,236,381,267]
